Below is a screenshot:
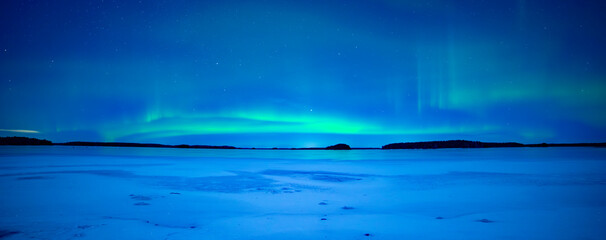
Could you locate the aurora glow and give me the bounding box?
[1,0,605,147]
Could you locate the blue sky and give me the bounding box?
[1,0,605,147]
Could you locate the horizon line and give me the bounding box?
[1,136,605,150]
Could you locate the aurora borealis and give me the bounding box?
[1,0,605,147]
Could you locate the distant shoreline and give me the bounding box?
[1,136,605,150]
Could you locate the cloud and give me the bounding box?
[0,129,40,133]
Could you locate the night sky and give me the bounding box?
[1,0,605,147]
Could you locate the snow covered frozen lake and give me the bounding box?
[1,146,605,239]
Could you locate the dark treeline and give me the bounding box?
[381,140,606,149]
[0,136,52,145]
[59,141,237,149]
[1,137,605,150]
[0,137,235,149]
[525,143,606,147]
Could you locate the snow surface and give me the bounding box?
[1,146,606,239]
